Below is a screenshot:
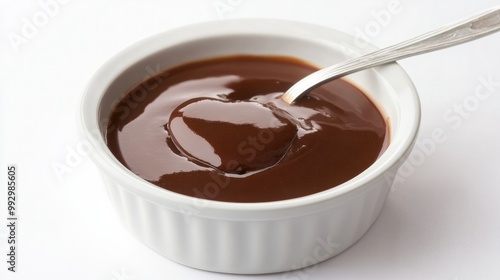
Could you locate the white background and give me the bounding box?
[1,0,500,279]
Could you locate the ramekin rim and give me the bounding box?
[79,18,421,218]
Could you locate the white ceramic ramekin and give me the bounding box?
[79,19,420,274]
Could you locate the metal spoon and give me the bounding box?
[281,6,500,104]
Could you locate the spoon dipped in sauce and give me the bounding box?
[282,6,500,104]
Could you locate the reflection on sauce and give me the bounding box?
[106,55,389,202]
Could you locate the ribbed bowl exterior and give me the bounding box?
[100,166,397,274]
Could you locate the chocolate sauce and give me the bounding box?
[106,55,389,202]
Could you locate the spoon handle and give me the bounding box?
[282,6,500,104]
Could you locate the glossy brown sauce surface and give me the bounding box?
[106,55,389,202]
